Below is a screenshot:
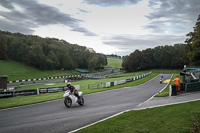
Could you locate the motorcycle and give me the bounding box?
[160,78,163,84]
[63,90,84,107]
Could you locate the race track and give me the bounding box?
[0,74,172,133]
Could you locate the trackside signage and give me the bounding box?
[0,86,65,98]
[39,88,48,93]
[14,90,37,97]
[0,90,37,98]
[39,87,64,93]
[0,85,81,98]
[0,92,13,98]
[47,87,64,93]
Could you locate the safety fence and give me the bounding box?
[81,68,120,78]
[104,72,152,88]
[7,75,81,84]
[1,72,152,98]
[169,81,200,96]
[86,72,152,89]
[185,81,200,92]
[7,69,121,84]
[0,85,80,99]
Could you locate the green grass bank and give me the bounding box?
[76,100,200,133]
[0,60,80,81]
[107,58,122,68]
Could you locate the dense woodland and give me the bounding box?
[0,31,107,70]
[122,44,187,71]
[122,15,200,72]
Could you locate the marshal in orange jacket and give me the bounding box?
[172,76,180,92]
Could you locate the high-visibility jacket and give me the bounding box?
[172,77,180,86]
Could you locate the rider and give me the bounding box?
[66,82,80,99]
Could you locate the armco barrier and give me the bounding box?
[126,78,133,82]
[105,72,152,88]
[106,82,111,87]
[7,75,81,84]
[117,80,126,85]
[110,82,115,86]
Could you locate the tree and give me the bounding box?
[62,53,74,70]
[170,44,187,68]
[185,15,200,65]
[96,54,107,69]
[140,48,154,70]
[88,56,98,70]
[46,51,59,69]
[0,32,7,59]
[28,44,46,69]
[122,49,141,72]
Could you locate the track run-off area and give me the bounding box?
[0,74,172,133]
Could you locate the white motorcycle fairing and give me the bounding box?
[63,90,84,107]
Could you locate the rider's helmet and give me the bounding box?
[67,82,71,88]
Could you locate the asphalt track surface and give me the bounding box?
[0,74,172,133]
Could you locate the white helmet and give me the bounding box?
[67,82,71,87]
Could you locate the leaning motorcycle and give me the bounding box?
[63,90,84,107]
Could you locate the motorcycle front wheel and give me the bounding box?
[78,97,84,106]
[64,97,72,108]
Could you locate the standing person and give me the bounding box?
[172,76,180,92]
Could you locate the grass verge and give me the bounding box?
[107,58,122,68]
[0,60,106,81]
[76,100,200,133]
[0,60,80,81]
[15,70,150,91]
[0,73,157,109]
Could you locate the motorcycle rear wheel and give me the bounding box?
[78,97,84,106]
[64,97,72,107]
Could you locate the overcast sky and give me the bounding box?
[0,0,200,56]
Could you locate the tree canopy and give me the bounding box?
[185,15,200,65]
[1,31,107,70]
[0,31,7,60]
[122,44,187,72]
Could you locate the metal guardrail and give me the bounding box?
[81,68,121,79]
[7,75,81,84]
